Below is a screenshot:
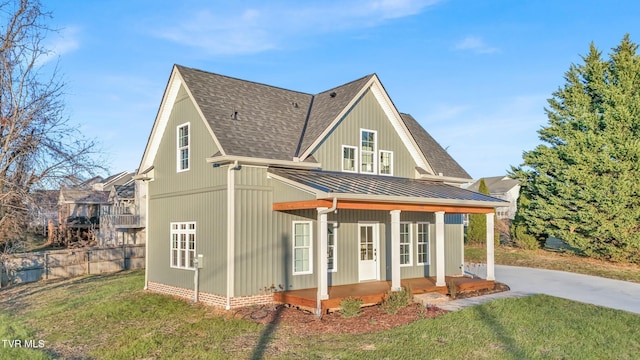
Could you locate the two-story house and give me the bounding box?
[136,65,506,314]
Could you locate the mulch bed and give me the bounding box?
[232,282,510,335]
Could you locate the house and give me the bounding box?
[136,65,506,314]
[54,172,146,247]
[467,176,520,220]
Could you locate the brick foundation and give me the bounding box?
[147,281,274,309]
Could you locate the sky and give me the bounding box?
[36,0,640,179]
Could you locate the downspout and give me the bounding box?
[226,161,239,310]
[316,197,338,316]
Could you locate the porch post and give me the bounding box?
[317,208,329,305]
[435,211,446,286]
[390,210,401,291]
[486,213,495,281]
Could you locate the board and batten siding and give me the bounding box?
[147,84,228,296]
[309,90,418,178]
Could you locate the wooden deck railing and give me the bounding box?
[103,214,141,227]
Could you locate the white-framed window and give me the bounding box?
[177,122,190,172]
[327,222,337,272]
[293,221,313,275]
[170,222,196,269]
[379,150,393,176]
[400,222,412,266]
[360,129,377,173]
[417,222,430,265]
[342,145,358,173]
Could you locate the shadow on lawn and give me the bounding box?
[476,304,523,358]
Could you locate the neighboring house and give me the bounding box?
[467,176,520,220]
[136,65,506,313]
[56,172,146,247]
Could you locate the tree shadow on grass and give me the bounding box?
[475,304,524,359]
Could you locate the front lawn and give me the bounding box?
[1,269,639,359]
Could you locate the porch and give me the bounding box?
[273,276,495,314]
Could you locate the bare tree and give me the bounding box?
[0,0,102,252]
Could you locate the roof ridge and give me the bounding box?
[314,73,375,95]
[175,64,313,96]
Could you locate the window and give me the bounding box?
[177,123,190,172]
[293,221,313,275]
[379,150,393,176]
[342,146,357,172]
[170,222,196,269]
[360,129,377,173]
[327,222,337,272]
[417,222,430,265]
[400,222,412,266]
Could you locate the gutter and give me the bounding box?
[207,155,320,169]
[226,161,240,310]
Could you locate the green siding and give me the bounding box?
[147,85,228,295]
[310,90,418,178]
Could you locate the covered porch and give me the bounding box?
[269,167,507,315]
[274,276,495,314]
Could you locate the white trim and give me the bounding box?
[435,211,445,286]
[176,122,190,172]
[399,222,413,267]
[360,128,377,174]
[416,222,430,265]
[379,150,393,176]
[299,77,376,160]
[138,66,225,176]
[170,222,196,270]
[327,221,338,272]
[341,145,358,173]
[293,221,313,275]
[207,155,320,169]
[369,78,433,174]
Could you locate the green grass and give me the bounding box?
[466,245,640,283]
[2,269,640,359]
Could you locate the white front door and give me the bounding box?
[358,223,379,281]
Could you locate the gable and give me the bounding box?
[308,89,420,178]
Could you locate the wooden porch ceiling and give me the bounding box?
[273,199,496,214]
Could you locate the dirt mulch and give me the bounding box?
[231,283,510,336]
[233,302,446,336]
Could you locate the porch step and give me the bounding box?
[413,292,450,306]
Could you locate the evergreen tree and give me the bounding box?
[467,179,490,244]
[511,35,640,263]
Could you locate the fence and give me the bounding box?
[0,244,145,287]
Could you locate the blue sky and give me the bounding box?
[42,0,640,179]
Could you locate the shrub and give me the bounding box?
[380,287,412,314]
[340,297,363,318]
[512,224,540,250]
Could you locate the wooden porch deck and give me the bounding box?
[273,276,495,314]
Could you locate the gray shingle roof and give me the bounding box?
[269,167,505,204]
[60,190,110,204]
[468,176,520,194]
[297,75,374,156]
[176,65,471,179]
[178,65,312,160]
[400,113,471,180]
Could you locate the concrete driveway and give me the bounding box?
[495,265,640,314]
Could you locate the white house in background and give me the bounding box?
[467,176,520,220]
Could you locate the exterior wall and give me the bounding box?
[146,84,228,297]
[309,90,418,178]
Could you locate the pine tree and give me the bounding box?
[467,179,490,244]
[511,35,640,263]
